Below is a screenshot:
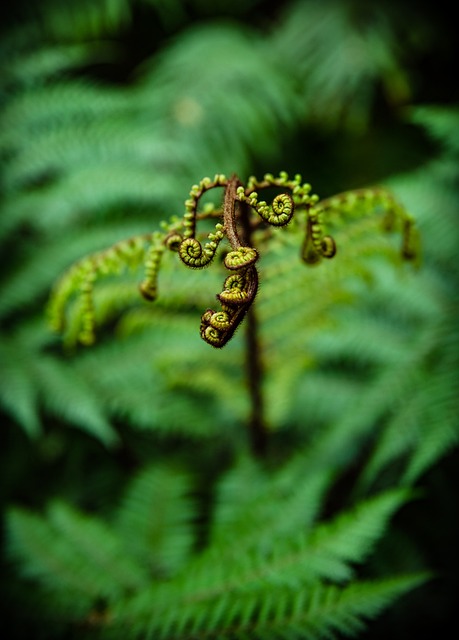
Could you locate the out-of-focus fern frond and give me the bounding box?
[409,105,459,154]
[0,222,148,319]
[72,325,247,438]
[5,456,426,638]
[210,455,333,555]
[137,22,300,165]
[117,574,425,640]
[0,316,117,443]
[204,479,411,591]
[246,105,458,493]
[7,502,149,603]
[115,464,195,576]
[31,0,133,41]
[0,341,41,439]
[271,0,412,130]
[111,459,426,638]
[1,42,117,89]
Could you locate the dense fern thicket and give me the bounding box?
[1,1,458,638]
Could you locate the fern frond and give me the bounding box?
[3,41,116,88]
[271,0,411,131]
[113,571,426,640]
[115,465,195,577]
[105,467,421,639]
[5,445,426,639]
[32,0,133,41]
[302,489,412,582]
[7,503,148,602]
[211,457,333,556]
[283,574,426,640]
[408,105,459,154]
[36,355,118,445]
[192,487,412,601]
[0,81,130,151]
[0,340,41,437]
[137,22,299,167]
[0,319,117,443]
[0,221,148,320]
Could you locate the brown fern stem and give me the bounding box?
[234,180,268,456]
[245,304,268,456]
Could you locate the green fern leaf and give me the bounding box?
[116,465,195,577]
[36,356,118,445]
[6,505,146,602]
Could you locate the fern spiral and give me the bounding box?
[165,232,183,252]
[49,172,418,348]
[239,190,295,227]
[224,246,259,270]
[218,273,252,305]
[301,207,337,265]
[179,237,214,268]
[200,265,259,348]
[256,192,295,226]
[178,223,225,268]
[209,310,231,330]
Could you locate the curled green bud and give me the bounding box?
[257,193,294,226]
[165,233,183,252]
[224,246,258,270]
[178,219,225,268]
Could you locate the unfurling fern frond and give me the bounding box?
[48,234,149,345]
[48,172,418,349]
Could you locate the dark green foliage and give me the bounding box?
[5,457,427,639]
[1,0,458,638]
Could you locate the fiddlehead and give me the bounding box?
[224,246,258,270]
[49,171,419,349]
[245,171,313,207]
[200,265,259,348]
[237,172,315,229]
[182,174,227,237]
[178,224,224,268]
[177,175,227,268]
[197,176,261,348]
[308,186,420,265]
[218,273,253,305]
[240,190,295,227]
[48,235,146,345]
[301,206,337,265]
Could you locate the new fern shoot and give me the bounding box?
[48,171,419,456]
[48,171,419,350]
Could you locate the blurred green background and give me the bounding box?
[0,0,458,638]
